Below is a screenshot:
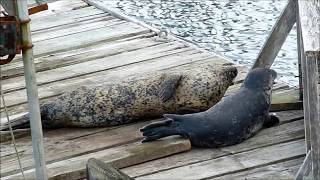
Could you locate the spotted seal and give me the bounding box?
[140,68,279,147]
[9,64,237,129]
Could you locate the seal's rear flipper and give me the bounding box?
[0,113,30,131]
[86,158,133,180]
[140,116,182,143]
[159,74,182,102]
[263,113,280,128]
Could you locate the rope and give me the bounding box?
[0,65,26,179]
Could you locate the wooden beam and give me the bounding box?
[298,0,320,178]
[252,0,297,69]
[298,0,320,54]
[295,151,312,180]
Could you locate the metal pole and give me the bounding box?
[16,0,48,179]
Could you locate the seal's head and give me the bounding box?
[243,68,277,90]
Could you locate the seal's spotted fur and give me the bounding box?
[40,64,237,128]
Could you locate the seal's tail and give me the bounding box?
[140,115,182,143]
[0,113,30,131]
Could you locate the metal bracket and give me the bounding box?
[0,15,21,65]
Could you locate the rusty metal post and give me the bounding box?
[16,0,48,179]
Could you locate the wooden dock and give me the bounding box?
[0,0,309,179]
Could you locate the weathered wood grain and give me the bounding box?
[298,0,320,54]
[252,0,297,68]
[29,0,88,18]
[304,54,320,178]
[32,18,123,43]
[209,157,304,180]
[298,1,320,175]
[134,140,305,179]
[3,138,191,180]
[0,119,160,176]
[295,150,312,180]
[1,33,158,79]
[270,88,303,111]
[31,22,150,58]
[30,6,106,32]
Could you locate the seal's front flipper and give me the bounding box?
[159,74,182,102]
[263,113,280,128]
[140,116,182,143]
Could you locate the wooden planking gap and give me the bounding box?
[122,118,305,178]
[1,32,157,79]
[2,40,186,93]
[134,140,305,179]
[209,156,304,179]
[1,49,215,110]
[3,138,191,180]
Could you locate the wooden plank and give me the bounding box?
[298,0,320,54]
[30,6,107,32]
[29,0,88,18]
[0,119,161,176]
[3,138,191,179]
[210,157,304,180]
[122,119,305,178]
[0,129,30,143]
[133,140,305,179]
[304,54,320,178]
[299,1,320,178]
[1,50,217,109]
[295,150,312,180]
[1,33,158,79]
[32,18,123,43]
[270,88,303,111]
[31,22,150,58]
[252,0,297,68]
[2,41,187,93]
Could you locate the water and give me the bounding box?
[103,0,299,86]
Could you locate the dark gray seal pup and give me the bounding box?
[140,68,279,147]
[8,64,237,129]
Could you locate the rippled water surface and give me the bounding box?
[104,0,299,85]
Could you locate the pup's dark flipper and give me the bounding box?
[263,113,280,128]
[140,117,181,143]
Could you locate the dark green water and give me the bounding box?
[104,0,298,86]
